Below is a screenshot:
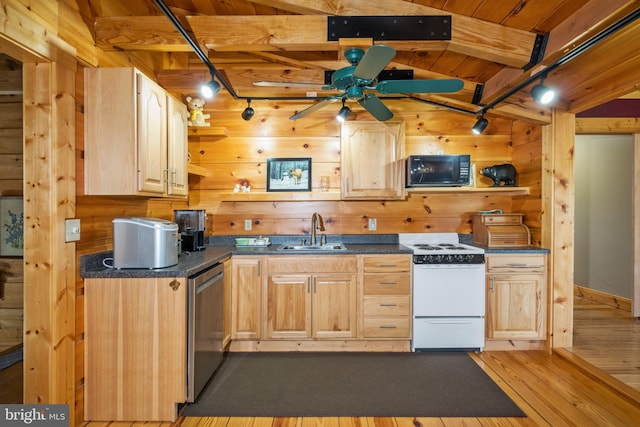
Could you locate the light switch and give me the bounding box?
[65,218,81,242]
[368,218,377,231]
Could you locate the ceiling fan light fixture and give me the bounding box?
[531,76,556,105]
[336,99,351,122]
[200,78,221,99]
[472,115,489,135]
[241,99,255,121]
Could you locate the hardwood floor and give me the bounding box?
[569,297,640,391]
[3,296,639,426]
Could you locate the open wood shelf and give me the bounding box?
[187,164,210,176]
[216,190,342,201]
[214,186,529,201]
[188,126,229,138]
[406,186,530,196]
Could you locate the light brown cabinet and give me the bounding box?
[485,254,547,340]
[231,256,264,340]
[265,256,358,340]
[362,254,412,338]
[84,277,186,422]
[222,258,232,347]
[340,121,405,200]
[84,67,188,197]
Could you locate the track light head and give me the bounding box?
[336,99,351,122]
[472,116,489,135]
[531,76,556,105]
[200,79,221,99]
[242,99,255,121]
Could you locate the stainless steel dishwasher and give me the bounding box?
[187,262,225,402]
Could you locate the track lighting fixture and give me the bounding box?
[336,99,351,122]
[242,99,255,121]
[200,75,221,99]
[472,114,489,135]
[530,75,556,105]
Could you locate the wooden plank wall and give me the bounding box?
[0,54,23,352]
[186,94,539,236]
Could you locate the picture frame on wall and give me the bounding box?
[266,158,312,192]
[0,196,24,256]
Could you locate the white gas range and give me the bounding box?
[399,233,486,352]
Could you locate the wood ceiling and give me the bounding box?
[89,0,640,123]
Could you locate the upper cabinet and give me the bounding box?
[340,121,405,200]
[84,68,188,197]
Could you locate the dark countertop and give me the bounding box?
[470,244,550,254]
[81,246,233,279]
[80,233,548,279]
[80,234,412,279]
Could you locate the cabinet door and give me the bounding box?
[137,73,168,194]
[222,258,232,347]
[486,273,546,339]
[341,121,405,199]
[167,95,189,196]
[231,257,263,340]
[312,273,357,339]
[84,277,186,421]
[266,274,311,339]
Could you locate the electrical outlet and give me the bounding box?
[368,218,377,231]
[65,218,81,242]
[244,219,252,231]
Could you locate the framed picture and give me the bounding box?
[0,197,24,256]
[267,158,312,192]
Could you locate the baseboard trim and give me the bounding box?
[574,285,631,312]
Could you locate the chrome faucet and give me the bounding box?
[311,212,325,245]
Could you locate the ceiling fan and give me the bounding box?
[254,44,464,122]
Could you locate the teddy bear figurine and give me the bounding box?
[186,96,211,127]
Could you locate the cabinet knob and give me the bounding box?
[169,279,181,291]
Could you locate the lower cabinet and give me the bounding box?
[485,254,547,340]
[265,256,357,339]
[231,256,264,340]
[362,254,412,338]
[84,277,187,422]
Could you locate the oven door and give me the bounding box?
[412,263,485,317]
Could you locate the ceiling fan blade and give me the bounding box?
[358,94,394,121]
[353,45,396,81]
[254,81,327,89]
[289,97,341,120]
[376,79,464,94]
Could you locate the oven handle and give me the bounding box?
[414,264,485,269]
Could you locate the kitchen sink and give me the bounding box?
[277,243,347,251]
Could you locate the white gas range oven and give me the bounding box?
[399,233,486,352]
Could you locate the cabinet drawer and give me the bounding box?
[363,273,411,295]
[486,254,546,272]
[363,255,411,273]
[364,296,410,316]
[363,317,411,338]
[267,256,357,274]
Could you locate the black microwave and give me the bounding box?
[406,155,471,187]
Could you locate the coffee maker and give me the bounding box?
[174,210,206,251]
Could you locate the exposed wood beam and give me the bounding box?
[246,0,537,67]
[481,0,639,104]
[95,13,536,68]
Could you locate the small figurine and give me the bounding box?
[481,163,517,187]
[186,96,211,127]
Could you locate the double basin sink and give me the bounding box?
[277,243,347,251]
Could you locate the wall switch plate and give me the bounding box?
[65,218,81,242]
[368,218,377,231]
[244,219,252,231]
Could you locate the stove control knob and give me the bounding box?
[435,255,444,263]
[466,254,475,261]
[445,254,454,263]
